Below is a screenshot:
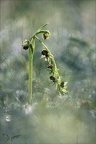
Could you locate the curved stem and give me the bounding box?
[35,36,59,78]
[35,36,52,53]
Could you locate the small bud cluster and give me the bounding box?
[41,48,68,95]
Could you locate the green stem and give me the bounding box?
[35,36,52,53]
[28,46,33,104]
[35,36,59,78]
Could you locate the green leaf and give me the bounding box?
[36,23,48,33]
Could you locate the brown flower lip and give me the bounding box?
[50,76,56,82]
[23,45,29,50]
[41,50,49,57]
[42,33,47,40]
[60,81,64,88]
[42,31,50,40]
[47,64,53,69]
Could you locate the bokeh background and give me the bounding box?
[0,0,96,144]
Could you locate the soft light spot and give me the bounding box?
[23,104,33,114]
[92,91,95,94]
[6,115,11,122]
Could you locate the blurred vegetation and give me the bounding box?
[0,0,96,143]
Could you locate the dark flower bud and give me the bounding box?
[50,76,56,82]
[60,81,64,88]
[22,40,30,50]
[42,31,50,40]
[41,49,49,57]
[47,64,53,70]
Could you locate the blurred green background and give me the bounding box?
[0,0,96,144]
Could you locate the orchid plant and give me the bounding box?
[22,24,68,104]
